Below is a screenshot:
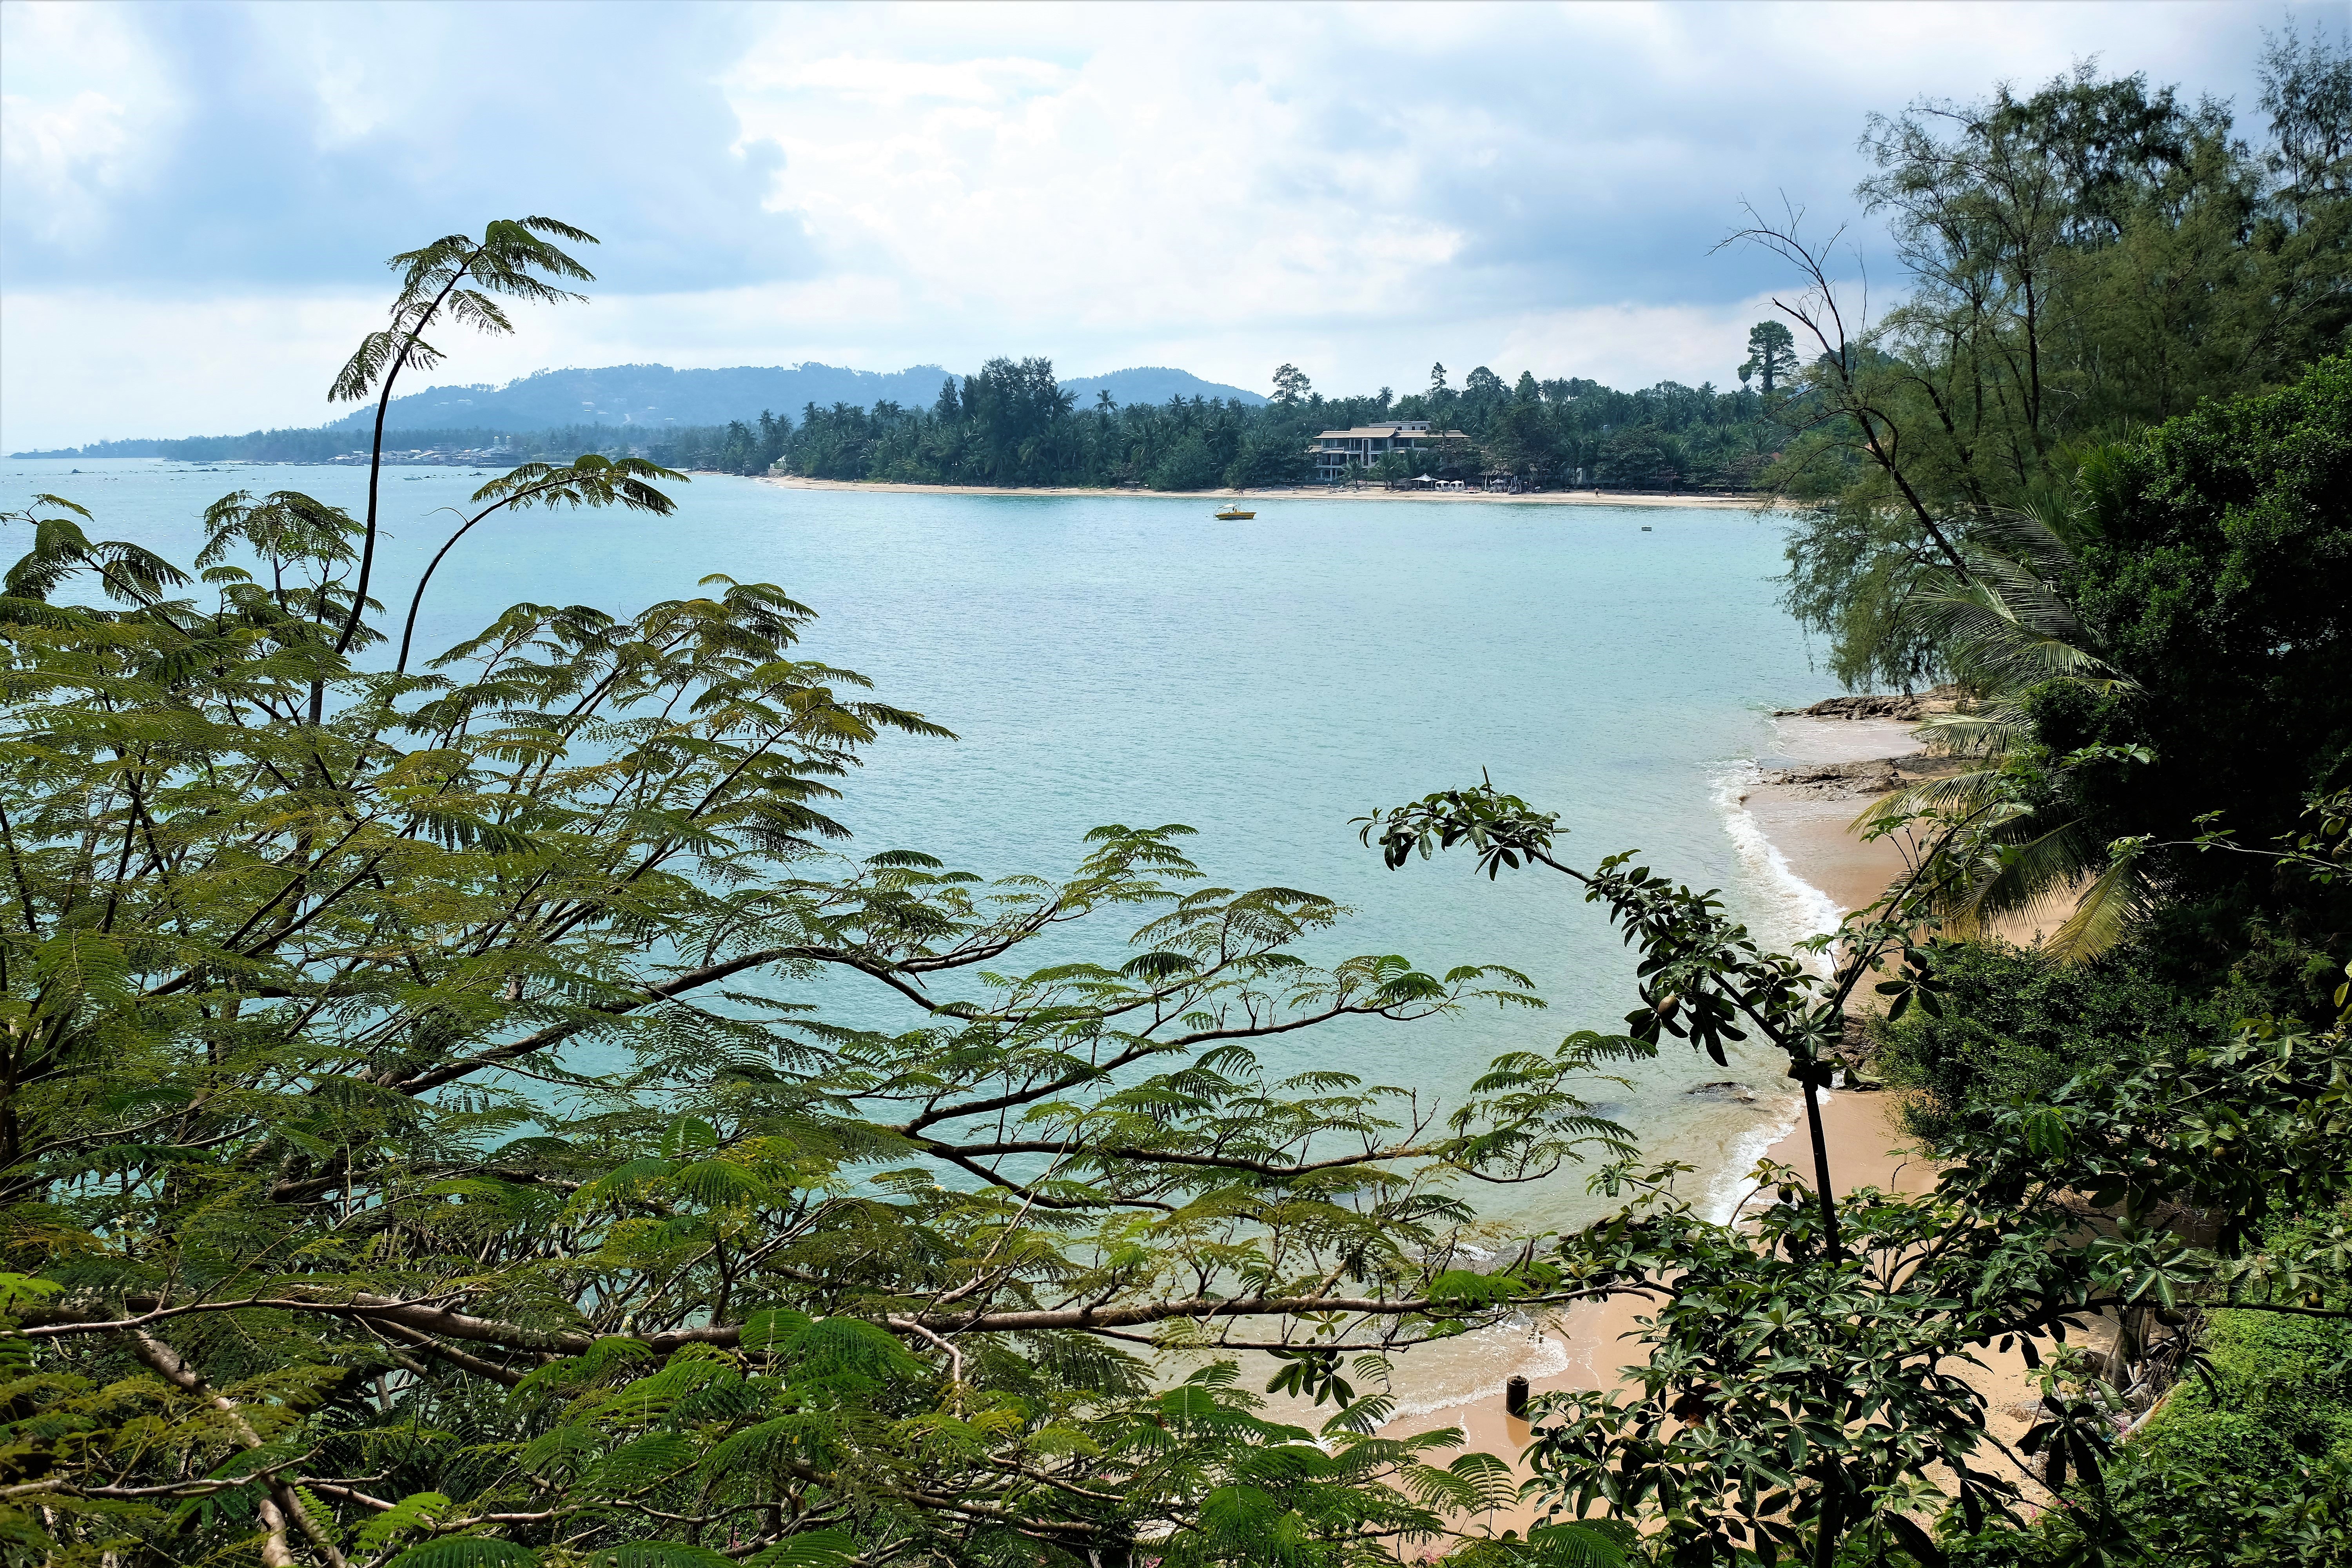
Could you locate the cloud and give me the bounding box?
[0,0,817,295]
[1,0,2326,450]
[0,4,174,250]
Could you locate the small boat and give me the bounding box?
[1214,506,1256,520]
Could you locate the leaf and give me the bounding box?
[671,1157,768,1207]
[738,1308,815,1354]
[1425,1268,1518,1308]
[31,930,130,1011]
[357,1493,452,1555]
[1263,1348,1353,1406]
[1526,1521,1632,1568]
[387,1542,535,1568]
[1446,1449,1519,1512]
[590,1548,735,1568]
[745,1532,860,1568]
[590,1432,695,1494]
[660,1115,720,1158]
[1883,1512,1949,1568]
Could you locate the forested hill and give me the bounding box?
[1058,367,1267,408]
[323,362,1265,433]
[322,362,960,434]
[8,364,1271,458]
[649,357,1778,490]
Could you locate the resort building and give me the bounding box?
[1307,421,1465,480]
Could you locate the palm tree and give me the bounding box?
[1859,505,2154,959]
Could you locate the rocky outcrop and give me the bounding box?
[1756,752,1968,802]
[1775,685,1964,721]
[1829,1011,1888,1089]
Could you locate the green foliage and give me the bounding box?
[1760,41,2351,689]
[2058,353,2352,884]
[1837,345,2350,982]
[386,1543,536,1568]
[1737,321,1797,396]
[1873,938,2272,1144]
[1365,781,2082,1561]
[1148,433,1224,492]
[8,44,2348,1561]
[767,361,1774,492]
[1968,1307,2352,1566]
[0,227,1668,1568]
[1371,764,2352,1565]
[392,452,687,671]
[2154,1309,2352,1462]
[1441,1521,1633,1568]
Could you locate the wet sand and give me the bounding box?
[756,474,1771,510]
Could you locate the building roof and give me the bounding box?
[1311,425,1466,440]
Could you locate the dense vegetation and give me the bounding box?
[1760,34,2352,690]
[721,359,1780,492]
[1861,347,2352,1564]
[14,367,1784,497]
[4,26,2352,1568]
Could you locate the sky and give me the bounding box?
[0,0,2331,450]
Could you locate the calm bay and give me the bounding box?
[2,460,1843,1383]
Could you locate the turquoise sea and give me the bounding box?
[2,460,1840,1381]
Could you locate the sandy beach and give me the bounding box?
[1373,694,2081,1534]
[756,474,1773,510]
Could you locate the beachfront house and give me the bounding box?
[1306,420,1465,481]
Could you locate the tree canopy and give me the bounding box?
[1756,35,2351,690]
[9,35,2352,1568]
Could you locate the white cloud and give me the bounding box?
[0,287,386,447]
[0,2,175,248]
[1489,293,1817,394]
[0,0,2330,450]
[738,52,1072,107]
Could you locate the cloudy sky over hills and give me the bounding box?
[0,0,2324,450]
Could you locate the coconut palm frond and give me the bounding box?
[1875,502,2161,960]
[1854,767,2014,836]
[1964,550,2083,640]
[1953,820,2101,926]
[1909,577,2123,692]
[2044,837,2156,963]
[1914,702,2038,760]
[1971,502,2083,581]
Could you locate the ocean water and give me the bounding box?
[2,459,1844,1405]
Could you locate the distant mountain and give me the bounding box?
[330,361,1265,434]
[9,361,1275,459]
[1060,367,1267,407]
[328,363,959,434]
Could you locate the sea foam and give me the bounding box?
[1700,756,1848,1223]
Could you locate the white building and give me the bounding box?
[1306,421,1462,481]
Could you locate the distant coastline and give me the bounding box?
[756,474,1775,511]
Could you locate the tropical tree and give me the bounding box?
[1743,41,2351,691]
[1736,321,1797,396]
[0,225,1656,1568]
[1853,505,2151,960]
[393,454,686,672]
[1856,351,2349,960]
[325,218,600,668]
[1357,777,2352,1566]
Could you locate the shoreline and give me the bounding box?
[1375,699,2074,1530]
[755,474,1774,510]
